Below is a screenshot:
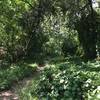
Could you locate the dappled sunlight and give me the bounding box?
[0,0,100,100]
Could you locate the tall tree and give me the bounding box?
[75,0,99,59]
[21,0,100,59]
[59,0,99,59]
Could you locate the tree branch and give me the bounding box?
[21,0,34,9]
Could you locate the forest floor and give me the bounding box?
[0,66,44,100]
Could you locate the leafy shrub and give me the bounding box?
[34,60,100,100]
[18,75,40,100]
[0,62,37,91]
[62,37,78,56]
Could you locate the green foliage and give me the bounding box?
[18,74,40,100]
[0,1,100,100]
[0,0,32,62]
[34,59,100,100]
[0,0,99,62]
[62,36,78,56]
[0,62,37,91]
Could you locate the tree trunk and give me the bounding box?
[76,13,97,60]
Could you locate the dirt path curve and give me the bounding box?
[0,67,44,100]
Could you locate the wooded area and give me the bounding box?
[0,0,100,99]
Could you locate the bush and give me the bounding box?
[0,62,37,91]
[34,60,100,100]
[62,37,78,56]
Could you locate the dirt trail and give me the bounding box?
[0,67,44,100]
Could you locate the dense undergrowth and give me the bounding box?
[0,61,37,91]
[19,57,100,100]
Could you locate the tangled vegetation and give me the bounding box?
[0,0,100,100]
[0,61,37,91]
[19,57,100,100]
